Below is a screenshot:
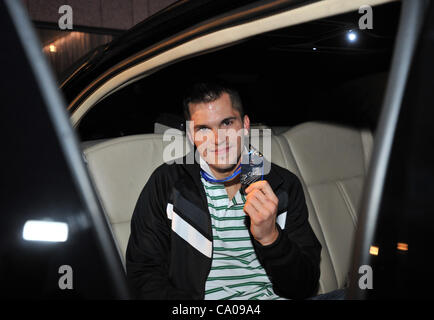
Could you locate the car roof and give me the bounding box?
[60,0,312,105]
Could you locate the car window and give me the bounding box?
[76,2,401,141]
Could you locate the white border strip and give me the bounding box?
[166,203,212,258]
[166,203,174,220]
[276,211,287,230]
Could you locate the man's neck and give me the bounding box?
[208,157,242,201]
[208,156,242,180]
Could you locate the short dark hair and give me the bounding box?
[182,82,244,120]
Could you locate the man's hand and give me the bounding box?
[243,180,279,246]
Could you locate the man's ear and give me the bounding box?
[243,115,250,134]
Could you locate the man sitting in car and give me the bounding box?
[126,81,324,299]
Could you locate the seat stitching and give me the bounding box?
[335,181,358,227]
[306,184,345,289]
[306,174,364,188]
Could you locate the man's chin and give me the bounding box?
[208,163,238,174]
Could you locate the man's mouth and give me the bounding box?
[211,146,231,155]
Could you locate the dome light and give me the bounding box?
[347,30,357,42]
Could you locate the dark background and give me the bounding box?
[76,2,401,141]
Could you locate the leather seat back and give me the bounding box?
[83,133,190,258]
[279,122,373,293]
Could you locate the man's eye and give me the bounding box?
[223,120,233,126]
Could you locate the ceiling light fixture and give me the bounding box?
[347,30,357,42]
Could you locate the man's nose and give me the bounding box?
[213,129,227,145]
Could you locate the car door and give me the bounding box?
[348,0,434,299]
[0,0,130,299]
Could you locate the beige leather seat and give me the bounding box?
[83,132,190,257]
[276,122,373,293]
[82,122,373,295]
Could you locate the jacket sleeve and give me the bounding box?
[125,167,194,299]
[251,175,322,299]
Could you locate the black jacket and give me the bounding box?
[126,156,322,300]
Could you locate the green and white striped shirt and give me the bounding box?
[202,177,286,300]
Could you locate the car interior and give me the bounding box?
[71,0,401,295]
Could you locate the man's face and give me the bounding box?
[187,92,250,173]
